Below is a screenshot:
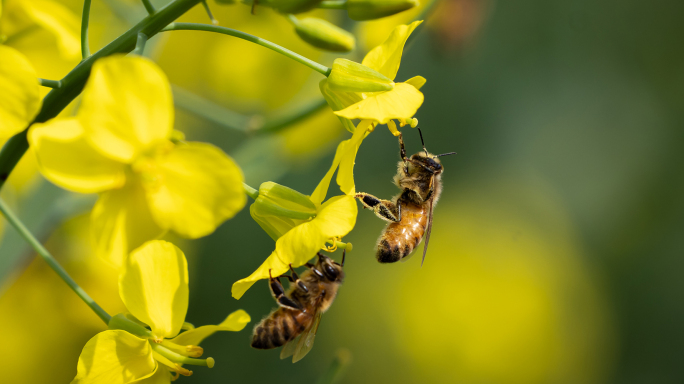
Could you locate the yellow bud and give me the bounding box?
[327,58,395,93]
[267,0,323,14]
[346,0,419,21]
[292,17,355,52]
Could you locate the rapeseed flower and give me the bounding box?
[321,20,425,132]
[318,22,425,196]
[72,240,251,383]
[29,56,246,267]
[0,45,41,139]
[232,180,356,299]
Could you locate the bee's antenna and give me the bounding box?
[341,249,346,267]
[435,152,457,157]
[416,127,428,156]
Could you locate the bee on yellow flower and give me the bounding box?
[318,21,426,196]
[232,180,357,299]
[28,55,247,268]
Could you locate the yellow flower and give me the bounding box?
[232,180,357,299]
[0,44,41,140]
[321,20,425,131]
[28,56,247,267]
[0,0,80,61]
[72,240,251,383]
[316,22,426,195]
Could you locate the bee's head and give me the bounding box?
[316,252,345,282]
[409,152,444,174]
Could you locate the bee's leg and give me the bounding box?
[423,176,435,201]
[288,264,309,293]
[355,192,401,222]
[268,269,303,311]
[398,133,409,174]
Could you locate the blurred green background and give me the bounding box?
[1,0,683,383]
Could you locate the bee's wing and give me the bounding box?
[421,199,435,266]
[291,309,323,363]
[280,332,303,360]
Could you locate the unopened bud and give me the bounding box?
[327,58,394,92]
[250,182,317,240]
[346,0,419,21]
[268,0,323,14]
[292,17,355,52]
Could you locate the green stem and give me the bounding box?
[142,0,156,14]
[81,0,93,58]
[244,183,259,200]
[172,85,253,133]
[38,78,62,89]
[0,198,111,324]
[257,98,328,134]
[201,0,218,25]
[131,32,149,55]
[162,23,332,76]
[0,0,203,192]
[318,0,347,9]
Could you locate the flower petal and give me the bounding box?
[310,138,348,207]
[361,21,422,80]
[334,83,424,124]
[0,45,41,139]
[17,0,81,59]
[79,56,173,163]
[336,120,371,195]
[71,330,156,384]
[405,75,427,90]
[170,310,251,347]
[28,118,126,193]
[136,368,172,384]
[313,195,358,239]
[276,220,326,267]
[143,142,246,238]
[232,253,290,300]
[91,183,166,269]
[120,240,189,339]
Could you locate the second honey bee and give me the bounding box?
[251,252,345,362]
[356,130,454,265]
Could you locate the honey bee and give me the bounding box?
[251,251,345,362]
[356,130,455,265]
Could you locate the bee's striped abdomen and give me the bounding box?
[251,308,308,349]
[377,202,428,263]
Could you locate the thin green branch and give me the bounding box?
[142,0,157,14]
[161,23,332,76]
[244,183,259,200]
[131,32,149,55]
[318,0,347,9]
[81,0,93,58]
[0,198,111,324]
[172,86,253,133]
[201,0,219,25]
[257,98,328,134]
[38,78,62,89]
[0,0,204,192]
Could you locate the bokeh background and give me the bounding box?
[1,0,684,383]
